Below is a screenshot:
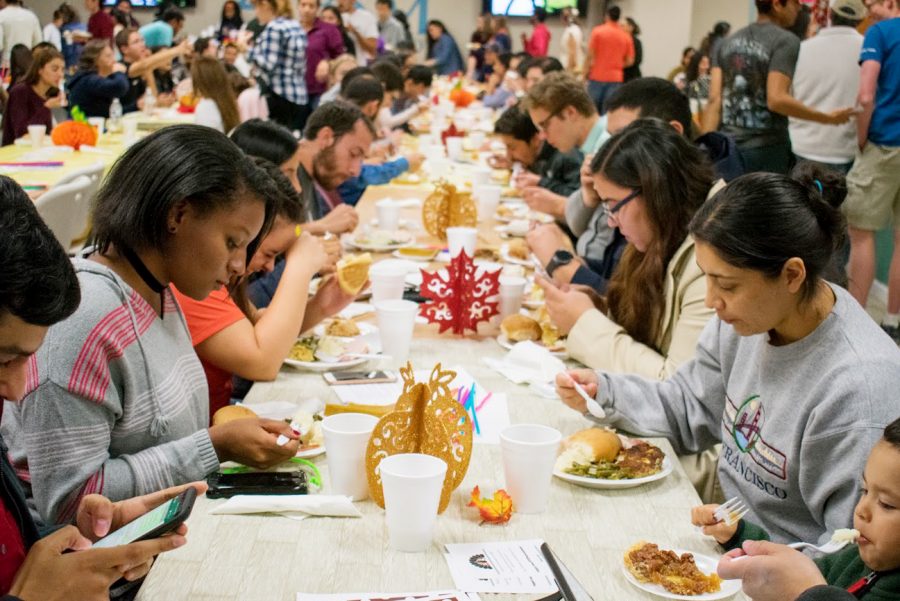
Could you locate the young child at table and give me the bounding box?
[712,417,900,600]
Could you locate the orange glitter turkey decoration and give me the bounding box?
[366,363,473,513]
[422,180,477,241]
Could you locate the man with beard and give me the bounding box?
[295,100,376,221]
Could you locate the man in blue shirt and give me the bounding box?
[845,0,900,341]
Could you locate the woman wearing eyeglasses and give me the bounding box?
[556,161,900,549]
[537,118,721,382]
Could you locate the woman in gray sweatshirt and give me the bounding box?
[557,164,900,546]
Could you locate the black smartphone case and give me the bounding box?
[206,471,310,498]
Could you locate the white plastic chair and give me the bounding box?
[55,161,105,203]
[33,176,93,252]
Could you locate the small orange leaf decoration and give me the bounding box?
[468,485,514,525]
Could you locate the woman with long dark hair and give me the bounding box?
[539,119,718,378]
[557,160,900,548]
[219,0,244,40]
[466,12,493,81]
[320,5,355,59]
[622,17,642,81]
[2,46,66,145]
[2,125,301,524]
[425,19,463,76]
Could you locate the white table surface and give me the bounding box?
[135,330,747,601]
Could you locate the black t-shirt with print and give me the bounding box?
[714,22,800,147]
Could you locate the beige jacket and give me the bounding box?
[566,234,714,379]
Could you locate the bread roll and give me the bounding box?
[567,428,622,461]
[501,314,542,342]
[554,428,622,471]
[212,404,257,426]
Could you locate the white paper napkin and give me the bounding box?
[337,302,374,319]
[210,494,362,518]
[483,341,566,398]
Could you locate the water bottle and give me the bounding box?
[108,98,123,133]
[142,88,156,116]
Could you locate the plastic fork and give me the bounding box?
[714,497,749,526]
[788,530,859,554]
[560,372,606,419]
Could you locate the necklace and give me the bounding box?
[120,246,166,317]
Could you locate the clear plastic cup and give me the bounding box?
[379,453,448,552]
[500,424,561,513]
[322,413,380,501]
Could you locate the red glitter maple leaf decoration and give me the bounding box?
[419,251,500,335]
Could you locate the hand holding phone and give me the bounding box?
[91,487,197,549]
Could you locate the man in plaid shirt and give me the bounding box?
[248,0,310,131]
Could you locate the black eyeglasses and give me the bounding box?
[536,109,563,132]
[600,189,640,220]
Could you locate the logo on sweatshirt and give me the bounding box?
[724,394,788,481]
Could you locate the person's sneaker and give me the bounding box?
[881,323,900,345]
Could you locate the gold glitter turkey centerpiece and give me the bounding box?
[422,180,478,240]
[366,363,473,513]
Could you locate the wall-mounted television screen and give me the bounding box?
[103,0,197,7]
[486,0,587,18]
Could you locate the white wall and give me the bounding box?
[26,0,752,75]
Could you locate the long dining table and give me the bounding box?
[135,181,747,601]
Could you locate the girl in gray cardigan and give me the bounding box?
[1,126,301,524]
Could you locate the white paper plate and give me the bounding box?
[499,243,533,267]
[284,323,380,372]
[347,230,414,252]
[391,248,438,262]
[554,456,674,490]
[295,444,326,459]
[495,224,529,238]
[621,550,741,600]
[496,333,566,358]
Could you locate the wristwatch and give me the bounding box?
[546,250,575,277]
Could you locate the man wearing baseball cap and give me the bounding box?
[845,0,900,339]
[789,0,867,174]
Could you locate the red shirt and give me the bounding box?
[524,23,550,57]
[588,21,635,83]
[0,500,27,595]
[172,287,246,420]
[0,402,27,595]
[87,10,115,43]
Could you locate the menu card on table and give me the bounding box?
[443,539,557,594]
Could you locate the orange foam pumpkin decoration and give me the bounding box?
[449,87,475,108]
[51,121,97,150]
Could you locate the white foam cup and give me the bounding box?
[374,299,419,362]
[499,424,561,513]
[498,275,526,319]
[376,199,401,231]
[27,125,45,148]
[322,413,379,501]
[369,260,409,304]
[446,226,477,258]
[474,184,502,217]
[378,453,448,552]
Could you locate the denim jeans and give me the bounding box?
[587,80,621,115]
